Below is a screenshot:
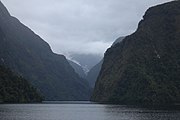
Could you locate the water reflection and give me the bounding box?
[0,103,179,120]
[104,105,180,120]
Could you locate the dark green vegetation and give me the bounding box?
[0,65,43,103]
[91,1,180,105]
[0,1,91,100]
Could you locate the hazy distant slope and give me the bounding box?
[87,37,124,88]
[68,60,86,79]
[71,54,102,72]
[86,60,103,88]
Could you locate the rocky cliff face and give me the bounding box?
[91,1,180,105]
[0,1,91,100]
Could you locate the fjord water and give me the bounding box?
[0,102,179,120]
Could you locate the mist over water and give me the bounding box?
[0,103,179,120]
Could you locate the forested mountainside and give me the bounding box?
[91,1,180,105]
[0,65,43,103]
[0,1,91,100]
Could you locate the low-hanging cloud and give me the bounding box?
[1,0,172,56]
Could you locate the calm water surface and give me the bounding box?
[0,101,180,120]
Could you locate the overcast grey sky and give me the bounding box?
[1,0,172,57]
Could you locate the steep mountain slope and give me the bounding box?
[68,60,86,79]
[91,1,180,105]
[87,37,124,88]
[0,65,43,103]
[86,60,103,88]
[0,1,91,100]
